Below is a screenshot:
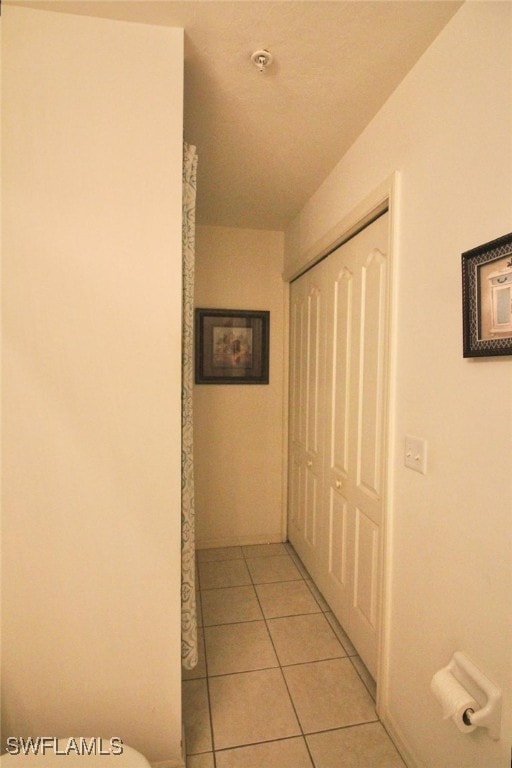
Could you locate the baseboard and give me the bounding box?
[379,708,424,768]
[195,533,285,550]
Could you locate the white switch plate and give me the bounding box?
[404,435,427,474]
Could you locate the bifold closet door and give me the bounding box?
[320,212,389,680]
[288,212,389,680]
[288,264,326,582]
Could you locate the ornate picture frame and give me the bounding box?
[462,233,512,357]
[195,308,270,384]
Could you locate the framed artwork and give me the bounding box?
[195,308,270,384]
[462,233,512,357]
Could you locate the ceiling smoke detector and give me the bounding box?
[251,49,273,73]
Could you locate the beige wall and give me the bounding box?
[1,7,184,765]
[194,226,286,548]
[285,4,512,767]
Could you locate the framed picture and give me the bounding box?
[462,232,512,357]
[195,308,270,384]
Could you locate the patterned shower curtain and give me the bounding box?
[181,143,198,670]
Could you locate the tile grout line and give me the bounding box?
[241,544,319,768]
[212,735,307,758]
[195,559,218,768]
[282,544,378,707]
[276,545,380,753]
[290,554,378,702]
[194,543,380,767]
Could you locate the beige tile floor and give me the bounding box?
[183,543,406,768]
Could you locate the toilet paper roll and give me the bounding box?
[430,667,479,733]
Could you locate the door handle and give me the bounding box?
[335,479,343,489]
[307,460,313,468]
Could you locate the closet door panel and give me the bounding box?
[288,267,326,576]
[352,506,380,675]
[305,470,318,547]
[289,286,307,447]
[353,507,379,628]
[288,212,389,683]
[330,267,352,478]
[346,218,388,679]
[348,233,387,679]
[304,281,323,552]
[323,213,388,680]
[289,451,303,532]
[288,279,306,543]
[306,286,321,455]
[321,263,354,621]
[326,488,352,625]
[357,249,387,499]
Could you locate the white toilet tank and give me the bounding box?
[0,738,151,767]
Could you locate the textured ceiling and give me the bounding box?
[10,0,463,230]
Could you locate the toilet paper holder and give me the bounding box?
[445,652,502,740]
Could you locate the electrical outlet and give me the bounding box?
[404,435,427,474]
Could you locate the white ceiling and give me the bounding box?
[12,0,463,230]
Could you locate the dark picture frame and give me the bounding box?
[195,308,270,384]
[462,233,512,357]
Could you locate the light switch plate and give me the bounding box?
[404,435,427,474]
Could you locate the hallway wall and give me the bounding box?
[284,4,512,767]
[194,225,286,548]
[1,8,184,764]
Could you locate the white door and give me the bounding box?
[288,265,326,581]
[321,212,389,679]
[288,212,389,680]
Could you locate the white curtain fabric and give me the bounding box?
[181,143,198,670]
